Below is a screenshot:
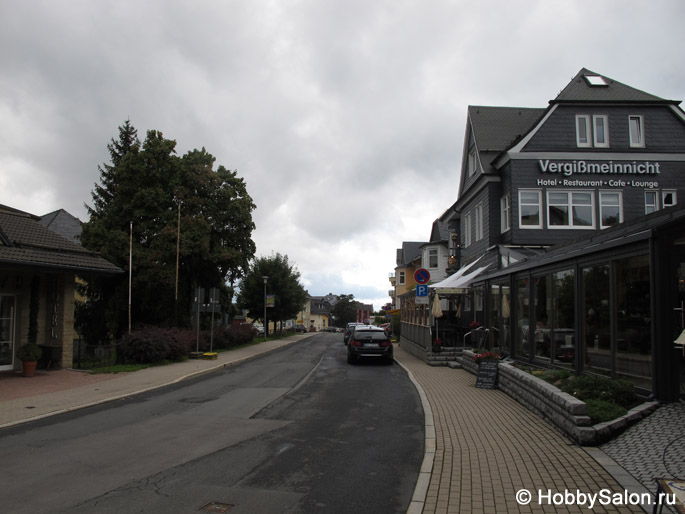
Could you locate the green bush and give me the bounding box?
[584,399,628,424]
[120,326,194,364]
[559,375,637,409]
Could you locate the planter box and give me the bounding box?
[459,350,658,445]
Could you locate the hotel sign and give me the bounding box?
[538,160,661,189]
[538,159,661,177]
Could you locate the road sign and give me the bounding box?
[414,268,430,285]
[416,284,428,297]
[415,296,429,305]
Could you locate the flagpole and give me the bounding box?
[128,221,132,334]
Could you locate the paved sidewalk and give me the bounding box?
[0,334,313,429]
[393,345,656,514]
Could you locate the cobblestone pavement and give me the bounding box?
[601,402,685,491]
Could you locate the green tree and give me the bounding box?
[332,294,357,327]
[78,122,256,341]
[236,253,307,335]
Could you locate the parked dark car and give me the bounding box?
[294,324,308,333]
[343,322,364,345]
[347,326,393,364]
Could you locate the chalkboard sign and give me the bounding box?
[476,360,499,389]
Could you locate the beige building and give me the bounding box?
[0,205,120,372]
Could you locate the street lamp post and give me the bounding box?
[263,276,269,341]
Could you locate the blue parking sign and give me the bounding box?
[416,284,428,297]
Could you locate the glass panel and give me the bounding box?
[515,278,530,359]
[533,275,552,362]
[572,205,593,226]
[601,192,621,227]
[629,117,642,145]
[583,265,611,377]
[595,116,606,144]
[645,191,658,214]
[574,192,592,205]
[602,206,621,227]
[552,270,575,369]
[521,191,539,203]
[576,116,589,145]
[488,284,501,351]
[549,192,568,204]
[549,205,569,226]
[0,296,15,367]
[500,283,511,356]
[615,255,651,390]
[663,191,676,207]
[521,205,540,226]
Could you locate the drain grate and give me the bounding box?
[198,501,235,513]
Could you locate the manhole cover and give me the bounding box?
[199,501,235,512]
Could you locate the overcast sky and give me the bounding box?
[2,0,684,310]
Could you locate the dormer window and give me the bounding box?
[468,148,479,177]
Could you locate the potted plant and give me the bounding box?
[16,343,42,377]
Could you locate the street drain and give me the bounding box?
[198,501,235,512]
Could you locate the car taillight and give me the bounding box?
[349,339,361,346]
[380,340,391,347]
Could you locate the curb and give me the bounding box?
[0,335,311,430]
[395,357,435,514]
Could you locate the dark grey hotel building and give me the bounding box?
[439,68,685,400]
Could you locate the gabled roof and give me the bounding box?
[39,209,83,245]
[423,219,449,246]
[396,241,424,268]
[553,68,674,104]
[469,106,546,153]
[0,204,121,274]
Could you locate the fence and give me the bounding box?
[72,339,119,370]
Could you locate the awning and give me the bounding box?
[429,256,483,289]
[430,261,491,292]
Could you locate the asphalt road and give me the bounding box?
[0,333,424,514]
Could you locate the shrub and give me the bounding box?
[559,375,638,409]
[120,326,194,364]
[584,399,628,424]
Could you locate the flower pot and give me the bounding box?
[22,360,37,377]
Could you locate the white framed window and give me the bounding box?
[547,191,595,229]
[398,271,405,285]
[593,115,609,147]
[468,148,479,177]
[475,203,484,241]
[576,115,591,147]
[500,195,511,233]
[463,212,472,248]
[645,190,658,214]
[428,248,438,269]
[576,114,610,148]
[629,115,645,148]
[599,191,623,228]
[519,190,542,229]
[663,190,677,209]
